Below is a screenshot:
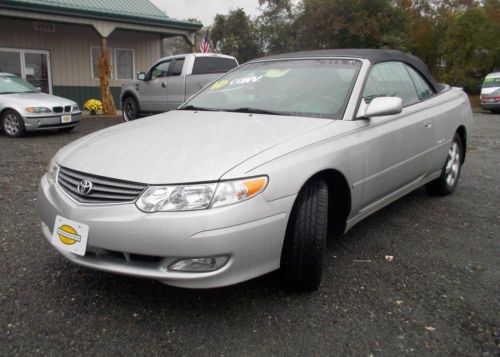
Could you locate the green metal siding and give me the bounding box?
[53,86,122,110]
[1,0,201,30]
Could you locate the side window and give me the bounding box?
[363,62,419,106]
[150,61,171,80]
[169,58,185,76]
[405,65,434,100]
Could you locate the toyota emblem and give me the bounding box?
[77,180,93,195]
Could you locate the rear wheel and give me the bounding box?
[281,178,329,290]
[1,109,25,138]
[122,96,139,122]
[426,133,463,195]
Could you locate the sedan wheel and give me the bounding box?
[1,110,25,138]
[281,178,329,290]
[426,133,463,195]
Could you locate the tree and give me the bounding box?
[256,0,299,55]
[441,5,500,91]
[297,0,404,50]
[210,8,261,63]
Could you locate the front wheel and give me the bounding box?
[281,178,329,290]
[426,133,463,195]
[122,97,139,122]
[1,109,25,138]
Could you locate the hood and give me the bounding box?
[1,92,76,107]
[57,110,332,184]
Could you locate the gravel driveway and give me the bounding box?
[1,112,498,356]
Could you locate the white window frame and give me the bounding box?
[113,48,135,81]
[0,47,53,94]
[90,46,114,80]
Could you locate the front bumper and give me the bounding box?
[38,174,295,288]
[23,112,81,131]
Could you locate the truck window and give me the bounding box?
[170,58,185,76]
[192,57,238,75]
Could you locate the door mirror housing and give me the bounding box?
[357,97,403,119]
[36,87,42,92]
[137,71,146,81]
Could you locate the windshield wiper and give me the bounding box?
[0,92,16,95]
[224,107,291,116]
[179,105,221,111]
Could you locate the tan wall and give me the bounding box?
[0,17,162,87]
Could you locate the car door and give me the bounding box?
[356,61,435,208]
[139,60,171,112]
[165,57,186,111]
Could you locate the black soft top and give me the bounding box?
[254,49,444,93]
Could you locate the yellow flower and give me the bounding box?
[83,99,103,113]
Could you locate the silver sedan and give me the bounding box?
[0,73,81,137]
[37,49,473,290]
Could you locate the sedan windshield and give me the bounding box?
[181,59,362,119]
[0,75,37,94]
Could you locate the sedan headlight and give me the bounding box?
[26,106,51,113]
[136,176,268,212]
[72,104,79,112]
[46,157,59,184]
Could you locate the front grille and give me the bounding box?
[57,166,147,204]
[64,105,71,112]
[53,106,63,113]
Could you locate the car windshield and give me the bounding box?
[181,58,362,119]
[482,77,500,88]
[0,75,37,94]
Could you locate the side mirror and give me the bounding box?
[36,87,42,92]
[137,71,146,81]
[357,97,403,119]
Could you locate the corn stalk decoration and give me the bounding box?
[98,47,116,115]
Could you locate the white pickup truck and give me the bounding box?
[120,53,238,121]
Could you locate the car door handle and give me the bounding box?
[161,82,167,88]
[424,123,432,129]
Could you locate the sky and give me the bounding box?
[150,0,262,26]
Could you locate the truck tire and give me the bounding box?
[122,96,139,122]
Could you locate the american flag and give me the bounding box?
[199,31,211,53]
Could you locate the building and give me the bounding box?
[0,0,202,108]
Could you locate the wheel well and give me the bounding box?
[307,169,351,236]
[121,91,141,111]
[456,125,467,164]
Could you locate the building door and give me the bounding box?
[0,48,52,93]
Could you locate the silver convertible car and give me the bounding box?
[38,49,472,290]
[0,73,81,137]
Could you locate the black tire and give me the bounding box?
[1,109,26,138]
[122,96,139,122]
[426,133,463,195]
[281,178,329,290]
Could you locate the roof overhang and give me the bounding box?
[0,5,201,38]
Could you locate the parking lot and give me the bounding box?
[1,112,498,356]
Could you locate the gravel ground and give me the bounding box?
[1,113,499,356]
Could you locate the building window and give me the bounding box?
[114,48,134,80]
[90,47,114,80]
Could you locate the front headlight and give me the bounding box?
[72,104,79,112]
[26,106,51,113]
[135,176,268,212]
[46,157,59,184]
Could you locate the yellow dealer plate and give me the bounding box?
[61,115,71,123]
[51,215,89,256]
